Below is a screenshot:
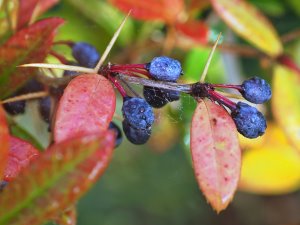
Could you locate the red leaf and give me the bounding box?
[17,0,60,29]
[190,99,241,212]
[0,131,115,224]
[0,105,9,179]
[176,20,209,44]
[0,18,64,98]
[110,0,184,24]
[17,0,40,30]
[54,74,116,143]
[35,0,60,16]
[3,136,39,182]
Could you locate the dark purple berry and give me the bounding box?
[122,120,151,145]
[240,77,272,104]
[3,78,45,115]
[108,121,123,148]
[39,96,52,123]
[3,99,26,115]
[72,42,100,68]
[122,97,155,129]
[20,79,44,93]
[231,102,267,138]
[63,61,81,77]
[147,56,182,81]
[0,180,8,192]
[143,86,180,108]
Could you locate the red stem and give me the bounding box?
[53,40,74,47]
[49,51,69,64]
[208,90,236,111]
[111,64,146,70]
[277,54,300,74]
[108,75,127,98]
[108,70,142,78]
[212,84,242,91]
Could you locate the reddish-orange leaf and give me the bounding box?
[190,99,241,212]
[3,136,39,182]
[0,18,64,98]
[54,74,116,143]
[0,131,115,225]
[211,0,283,57]
[175,20,209,44]
[35,0,60,16]
[110,0,184,24]
[17,0,40,30]
[0,105,9,179]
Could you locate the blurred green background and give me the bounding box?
[23,0,300,224]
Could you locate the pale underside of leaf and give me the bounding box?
[190,99,241,212]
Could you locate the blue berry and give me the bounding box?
[122,120,151,145]
[72,42,100,68]
[63,62,81,76]
[108,121,123,148]
[147,56,182,81]
[39,96,52,123]
[240,77,272,104]
[3,99,26,115]
[122,97,155,129]
[231,102,267,138]
[143,86,180,108]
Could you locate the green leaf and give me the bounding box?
[0,131,115,225]
[190,99,241,212]
[272,65,300,151]
[211,0,283,57]
[183,47,225,84]
[65,0,134,46]
[0,18,64,98]
[9,121,44,151]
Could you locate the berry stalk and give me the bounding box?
[212,84,242,91]
[107,75,127,97]
[208,90,236,111]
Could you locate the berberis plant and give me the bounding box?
[0,0,299,224]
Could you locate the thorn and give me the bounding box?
[200,33,222,83]
[19,63,95,74]
[1,91,48,104]
[94,10,131,73]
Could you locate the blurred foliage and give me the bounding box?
[1,0,300,224]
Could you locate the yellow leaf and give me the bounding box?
[272,65,300,151]
[239,145,300,194]
[211,0,283,57]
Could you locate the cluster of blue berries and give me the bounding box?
[5,41,272,147]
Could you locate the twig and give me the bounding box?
[117,74,192,93]
[1,91,48,104]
